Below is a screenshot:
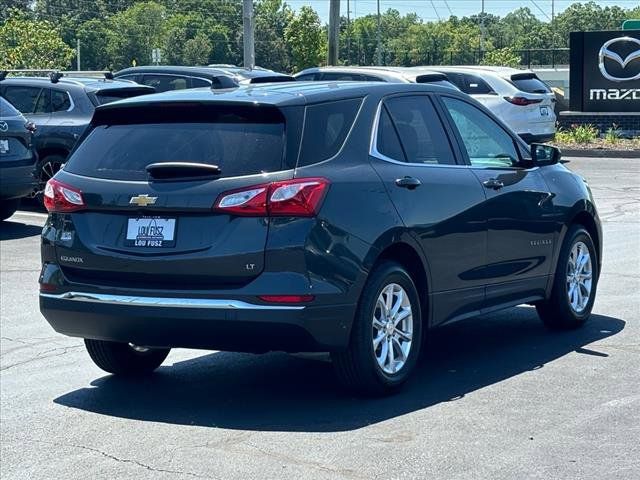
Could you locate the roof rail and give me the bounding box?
[0,71,7,81]
[49,71,64,83]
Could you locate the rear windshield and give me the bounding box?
[510,75,551,94]
[0,96,23,118]
[65,121,285,181]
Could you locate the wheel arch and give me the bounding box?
[569,208,602,274]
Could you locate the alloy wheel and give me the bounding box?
[372,283,413,374]
[566,241,593,313]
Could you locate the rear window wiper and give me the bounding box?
[146,162,222,180]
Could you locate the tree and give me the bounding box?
[0,0,31,22]
[481,47,521,68]
[255,0,291,71]
[183,33,212,66]
[284,6,325,71]
[105,1,167,69]
[0,9,75,69]
[77,19,111,70]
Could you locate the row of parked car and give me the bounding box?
[0,64,556,220]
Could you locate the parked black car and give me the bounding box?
[39,82,602,395]
[0,74,154,198]
[0,97,37,220]
[114,66,294,93]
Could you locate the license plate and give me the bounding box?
[540,106,549,116]
[125,217,176,248]
[0,140,8,154]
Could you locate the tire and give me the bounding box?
[536,225,598,330]
[331,261,423,396]
[34,154,66,205]
[84,339,170,376]
[0,199,20,221]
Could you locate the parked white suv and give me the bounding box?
[427,66,556,143]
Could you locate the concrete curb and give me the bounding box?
[560,148,640,159]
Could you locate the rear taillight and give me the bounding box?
[214,177,329,217]
[503,96,543,106]
[43,178,85,213]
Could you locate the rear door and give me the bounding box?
[369,94,488,325]
[439,95,556,306]
[53,103,295,290]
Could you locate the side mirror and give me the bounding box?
[531,143,561,166]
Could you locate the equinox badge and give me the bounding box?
[129,194,158,207]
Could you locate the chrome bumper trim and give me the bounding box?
[40,292,306,310]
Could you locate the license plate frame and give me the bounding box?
[125,216,177,248]
[0,139,9,154]
[540,106,549,116]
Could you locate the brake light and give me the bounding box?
[43,178,85,213]
[214,177,329,217]
[504,96,543,106]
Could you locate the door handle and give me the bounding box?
[483,178,504,190]
[395,176,422,190]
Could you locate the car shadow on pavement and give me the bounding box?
[0,220,43,240]
[54,307,624,432]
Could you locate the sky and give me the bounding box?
[287,0,639,23]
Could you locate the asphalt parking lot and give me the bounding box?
[1,156,638,480]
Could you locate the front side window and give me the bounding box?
[442,96,519,168]
[298,98,362,166]
[382,95,455,165]
[3,86,43,114]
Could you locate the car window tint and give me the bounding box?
[376,106,406,161]
[459,74,494,95]
[141,75,188,92]
[33,88,51,113]
[51,90,71,112]
[320,73,363,81]
[298,98,362,166]
[3,86,43,114]
[295,74,317,81]
[65,121,285,181]
[384,96,455,165]
[510,75,551,94]
[443,97,519,168]
[190,77,210,88]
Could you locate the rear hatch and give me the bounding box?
[506,73,555,121]
[50,102,296,290]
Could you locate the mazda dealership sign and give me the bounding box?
[570,30,640,112]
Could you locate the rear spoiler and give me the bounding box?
[415,73,449,84]
[510,72,538,81]
[248,75,296,84]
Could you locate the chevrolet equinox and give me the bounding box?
[39,82,602,395]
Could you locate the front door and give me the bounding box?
[369,94,488,325]
[440,95,556,307]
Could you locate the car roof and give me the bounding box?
[426,65,532,77]
[295,65,450,82]
[115,65,234,78]
[0,76,152,92]
[96,81,459,110]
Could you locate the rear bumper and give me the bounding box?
[39,291,356,353]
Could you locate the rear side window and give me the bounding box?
[141,75,188,92]
[51,90,71,112]
[459,74,494,95]
[376,106,405,161]
[510,75,551,94]
[298,98,361,166]
[65,108,285,181]
[320,73,363,81]
[3,86,43,113]
[190,77,211,88]
[383,96,455,165]
[295,73,318,81]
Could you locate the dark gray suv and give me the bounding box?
[39,82,602,395]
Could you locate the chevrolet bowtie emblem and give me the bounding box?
[129,194,157,207]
